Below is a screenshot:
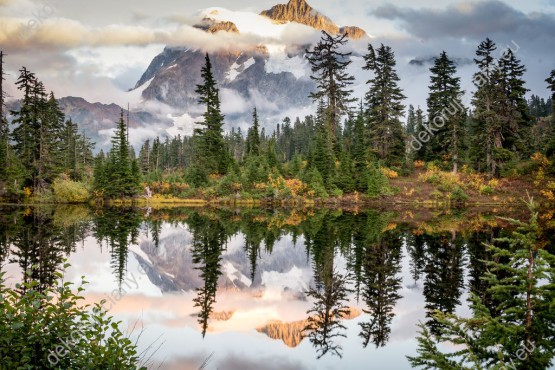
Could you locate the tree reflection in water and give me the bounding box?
[0,205,553,367]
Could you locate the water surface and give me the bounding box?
[1,205,553,370]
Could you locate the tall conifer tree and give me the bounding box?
[426,51,466,173]
[194,53,230,175]
[306,31,355,147]
[364,44,406,165]
[246,107,261,157]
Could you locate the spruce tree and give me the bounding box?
[498,49,530,157]
[194,53,230,175]
[100,110,139,198]
[306,31,355,146]
[364,44,406,166]
[93,150,107,193]
[471,38,504,176]
[245,107,261,157]
[425,51,466,173]
[546,69,555,115]
[546,71,555,164]
[352,105,369,192]
[11,67,38,189]
[0,51,7,183]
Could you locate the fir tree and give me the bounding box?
[309,100,335,186]
[303,266,351,359]
[406,105,416,137]
[364,44,406,165]
[306,31,355,144]
[425,51,466,173]
[471,38,504,176]
[194,53,231,175]
[39,92,66,185]
[60,118,79,179]
[413,107,426,160]
[245,107,261,157]
[11,67,39,189]
[359,232,402,348]
[98,110,139,198]
[498,49,531,157]
[546,71,555,163]
[352,105,369,192]
[546,69,555,116]
[189,213,227,337]
[0,51,7,183]
[93,150,107,193]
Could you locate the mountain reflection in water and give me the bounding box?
[1,205,554,370]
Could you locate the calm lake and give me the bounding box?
[1,205,554,370]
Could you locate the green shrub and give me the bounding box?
[479,185,495,195]
[52,177,90,203]
[185,165,208,188]
[450,186,468,204]
[302,167,329,198]
[330,187,343,197]
[0,267,146,369]
[31,188,56,203]
[215,168,241,196]
[431,189,443,200]
[367,165,390,198]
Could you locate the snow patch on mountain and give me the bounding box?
[199,7,287,39]
[166,112,197,137]
[261,266,310,301]
[265,48,308,79]
[223,261,253,288]
[226,56,256,82]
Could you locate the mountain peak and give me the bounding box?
[261,0,339,34]
[286,0,310,9]
[261,0,367,39]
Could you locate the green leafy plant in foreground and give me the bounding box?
[0,264,147,369]
[407,196,555,369]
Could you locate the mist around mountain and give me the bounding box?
[4,0,371,150]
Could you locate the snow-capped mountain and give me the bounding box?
[135,225,314,296]
[10,0,370,148]
[131,0,370,134]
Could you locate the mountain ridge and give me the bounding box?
[260,0,367,39]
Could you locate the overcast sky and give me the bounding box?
[1,0,554,109]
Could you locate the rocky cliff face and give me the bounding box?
[257,307,362,347]
[260,0,367,39]
[339,26,367,40]
[261,0,339,34]
[194,18,239,34]
[257,319,306,348]
[135,46,314,113]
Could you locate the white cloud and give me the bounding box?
[220,88,249,114]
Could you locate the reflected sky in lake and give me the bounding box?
[1,205,553,370]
